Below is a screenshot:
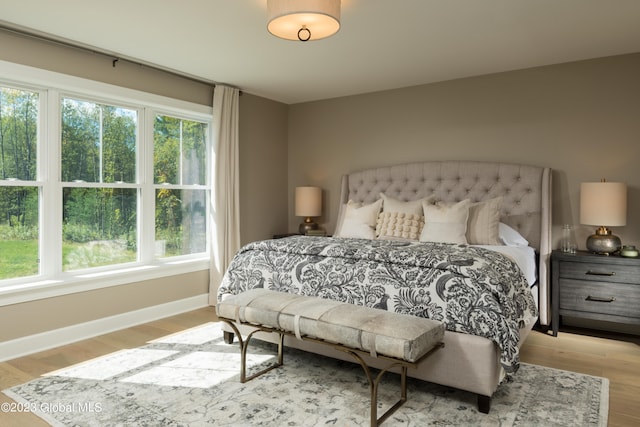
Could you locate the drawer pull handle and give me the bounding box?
[585,270,616,277]
[585,295,616,303]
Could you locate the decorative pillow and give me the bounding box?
[380,193,434,216]
[334,199,383,239]
[420,199,471,244]
[376,212,424,241]
[499,222,529,247]
[466,197,502,245]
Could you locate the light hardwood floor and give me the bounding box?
[520,325,640,427]
[1,307,638,426]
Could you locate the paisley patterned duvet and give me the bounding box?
[217,236,538,377]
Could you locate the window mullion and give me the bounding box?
[179,120,183,186]
[139,108,155,264]
[99,106,104,184]
[40,89,63,278]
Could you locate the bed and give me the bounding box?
[217,160,552,413]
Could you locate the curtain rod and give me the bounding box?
[0,21,221,89]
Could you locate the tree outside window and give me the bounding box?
[61,98,138,271]
[154,115,207,257]
[0,86,39,280]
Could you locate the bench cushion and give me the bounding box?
[217,288,444,363]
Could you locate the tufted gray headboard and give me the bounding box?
[337,160,552,325]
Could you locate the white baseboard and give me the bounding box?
[0,294,210,363]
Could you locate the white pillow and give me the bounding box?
[499,223,529,247]
[334,199,383,239]
[380,193,433,216]
[420,199,471,244]
[466,197,502,245]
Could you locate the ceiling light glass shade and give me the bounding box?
[267,0,341,41]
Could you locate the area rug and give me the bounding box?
[4,322,608,426]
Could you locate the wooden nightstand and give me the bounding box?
[551,250,640,336]
[272,233,301,239]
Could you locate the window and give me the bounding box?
[0,86,40,280]
[0,62,212,298]
[61,98,138,271]
[154,115,207,257]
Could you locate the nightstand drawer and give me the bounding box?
[559,279,640,319]
[559,261,640,285]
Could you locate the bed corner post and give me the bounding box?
[478,394,491,414]
[538,167,553,327]
[223,331,235,344]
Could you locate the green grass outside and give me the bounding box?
[0,239,39,280]
[0,239,137,279]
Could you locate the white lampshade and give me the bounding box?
[580,182,627,226]
[295,186,322,217]
[267,0,341,42]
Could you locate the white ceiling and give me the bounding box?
[2,0,640,104]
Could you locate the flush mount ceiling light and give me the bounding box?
[267,0,341,42]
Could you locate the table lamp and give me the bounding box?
[580,180,627,255]
[295,186,322,234]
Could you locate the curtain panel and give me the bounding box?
[209,85,241,304]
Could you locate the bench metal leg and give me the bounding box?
[220,319,284,383]
[342,349,409,426]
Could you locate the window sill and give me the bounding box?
[0,258,210,308]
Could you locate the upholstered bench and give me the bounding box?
[216,288,445,426]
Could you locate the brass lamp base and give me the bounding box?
[299,217,318,235]
[586,226,621,255]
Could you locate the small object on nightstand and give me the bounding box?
[305,229,327,237]
[620,245,639,258]
[560,224,577,254]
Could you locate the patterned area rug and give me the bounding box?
[4,323,608,426]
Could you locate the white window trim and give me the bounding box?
[0,60,213,308]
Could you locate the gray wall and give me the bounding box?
[0,271,209,342]
[0,28,213,105]
[287,53,640,251]
[239,94,289,244]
